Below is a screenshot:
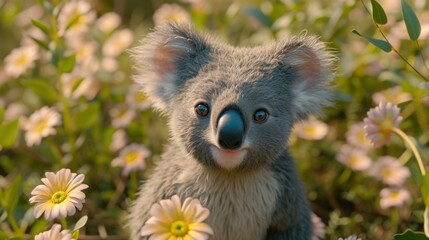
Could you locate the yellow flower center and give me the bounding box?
[380,168,392,178]
[303,126,316,137]
[124,151,139,163]
[170,220,188,237]
[134,92,147,104]
[35,119,48,133]
[15,55,29,66]
[389,192,400,200]
[379,119,393,135]
[347,155,359,166]
[51,191,68,204]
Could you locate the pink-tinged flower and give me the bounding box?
[4,45,39,78]
[380,188,411,209]
[346,122,372,150]
[153,4,191,27]
[110,129,127,152]
[370,156,410,186]
[364,102,403,147]
[311,212,325,240]
[29,169,88,220]
[109,105,136,128]
[96,12,121,34]
[141,195,213,240]
[102,29,133,57]
[58,0,96,36]
[35,224,72,240]
[294,118,329,140]
[372,86,411,105]
[22,107,61,147]
[336,145,372,171]
[111,144,151,176]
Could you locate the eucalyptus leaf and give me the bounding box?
[352,30,392,52]
[401,0,421,40]
[371,0,387,24]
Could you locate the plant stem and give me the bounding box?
[61,217,68,229]
[7,211,22,236]
[393,128,426,176]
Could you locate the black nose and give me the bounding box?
[217,109,245,150]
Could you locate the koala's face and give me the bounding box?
[132,24,334,171]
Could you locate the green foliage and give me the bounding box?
[394,229,429,240]
[22,79,58,101]
[0,119,19,148]
[370,0,387,25]
[401,0,421,40]
[352,30,392,52]
[2,175,21,213]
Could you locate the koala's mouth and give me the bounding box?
[209,146,248,170]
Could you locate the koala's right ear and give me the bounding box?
[131,23,210,113]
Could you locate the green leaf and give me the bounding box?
[57,54,76,73]
[371,0,387,24]
[0,107,4,123]
[3,175,21,212]
[73,215,88,231]
[65,15,81,31]
[74,103,100,130]
[30,37,50,51]
[30,219,49,236]
[425,207,429,238]
[241,6,272,28]
[22,79,58,101]
[0,119,19,148]
[31,19,50,36]
[401,0,421,40]
[72,229,80,240]
[352,30,392,52]
[421,173,429,206]
[394,229,429,240]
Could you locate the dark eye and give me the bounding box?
[254,109,269,123]
[195,103,209,117]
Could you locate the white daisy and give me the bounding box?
[102,29,133,57]
[111,143,151,176]
[29,168,88,220]
[4,45,39,78]
[22,107,61,147]
[35,224,72,240]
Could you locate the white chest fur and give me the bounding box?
[175,165,281,240]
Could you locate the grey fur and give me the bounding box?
[128,23,334,240]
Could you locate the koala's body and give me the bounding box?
[128,23,334,240]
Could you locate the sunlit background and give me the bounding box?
[1,0,429,239]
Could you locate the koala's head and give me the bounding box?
[132,23,334,172]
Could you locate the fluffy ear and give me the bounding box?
[278,36,335,120]
[131,23,210,113]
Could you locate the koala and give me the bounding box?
[128,23,334,240]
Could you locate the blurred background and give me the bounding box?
[0,0,429,239]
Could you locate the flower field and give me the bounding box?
[0,0,428,239]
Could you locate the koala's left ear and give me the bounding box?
[131,23,211,113]
[278,37,335,119]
